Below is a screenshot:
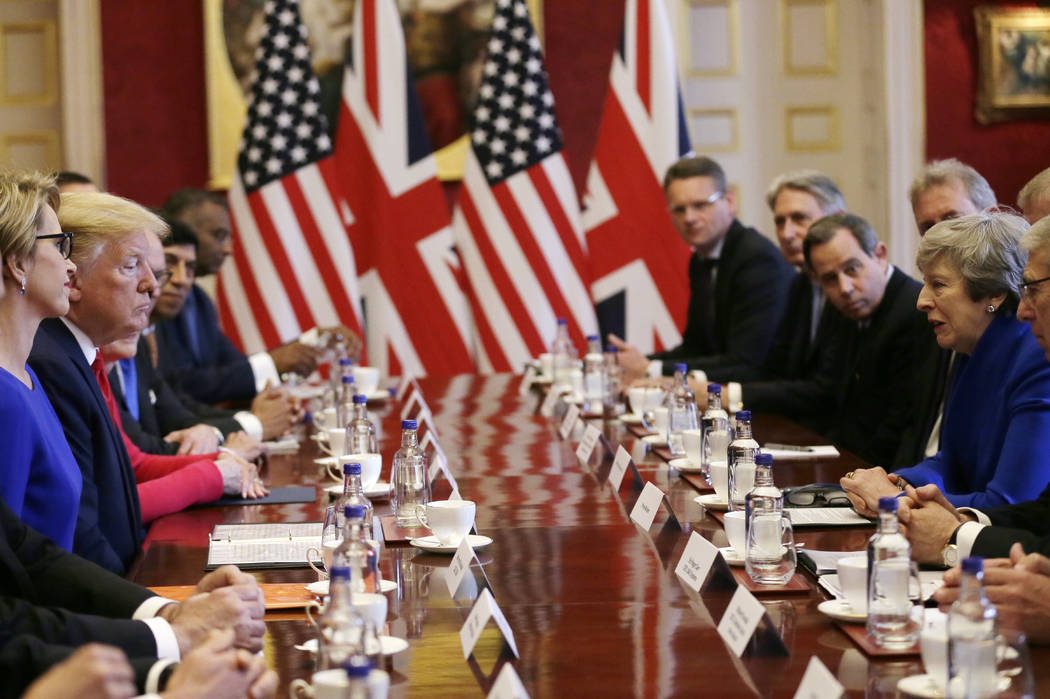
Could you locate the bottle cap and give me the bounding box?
[961,556,984,574]
[343,462,361,475]
[604,345,618,354]
[675,363,688,373]
[342,375,355,383]
[330,566,350,580]
[352,394,367,404]
[586,334,599,341]
[338,357,352,366]
[755,452,772,465]
[707,383,721,394]
[402,419,417,430]
[344,504,365,519]
[736,409,751,421]
[343,657,373,678]
[877,496,898,512]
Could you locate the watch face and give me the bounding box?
[943,546,958,566]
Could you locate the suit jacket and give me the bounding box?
[650,219,793,373]
[154,284,257,404]
[0,498,158,696]
[971,482,1050,559]
[825,267,935,468]
[892,344,952,469]
[28,319,144,574]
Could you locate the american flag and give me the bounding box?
[334,0,475,377]
[582,0,692,352]
[452,0,599,373]
[217,0,364,355]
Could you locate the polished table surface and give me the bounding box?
[128,375,1050,697]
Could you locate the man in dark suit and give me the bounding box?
[802,212,937,467]
[609,156,793,378]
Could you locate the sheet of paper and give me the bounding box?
[488,663,530,699]
[786,508,871,527]
[575,424,602,464]
[460,588,518,659]
[445,536,477,596]
[518,366,537,396]
[802,549,866,574]
[761,445,840,461]
[675,531,721,592]
[629,481,665,530]
[558,403,580,440]
[793,656,844,699]
[717,586,766,657]
[539,387,559,417]
[609,446,632,491]
[211,522,321,541]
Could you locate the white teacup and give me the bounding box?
[325,428,347,458]
[709,459,729,500]
[921,608,949,691]
[539,353,554,378]
[644,387,666,412]
[682,428,704,463]
[628,386,647,416]
[353,366,381,396]
[837,555,868,614]
[307,541,340,580]
[653,406,670,436]
[419,499,476,546]
[351,592,388,632]
[320,407,338,431]
[723,510,746,553]
[290,668,389,699]
[707,429,730,465]
[332,453,382,488]
[727,381,743,412]
[569,368,584,396]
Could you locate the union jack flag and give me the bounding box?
[217,0,364,355]
[582,0,692,352]
[335,0,475,376]
[452,0,599,373]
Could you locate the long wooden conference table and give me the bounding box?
[128,374,1050,697]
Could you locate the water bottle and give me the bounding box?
[602,345,623,417]
[338,463,374,540]
[582,349,606,413]
[332,504,379,594]
[551,318,575,392]
[342,657,375,699]
[867,497,918,649]
[948,557,999,699]
[728,410,759,511]
[345,394,377,454]
[330,355,353,395]
[336,374,357,431]
[392,419,428,527]
[700,384,729,477]
[667,363,698,456]
[744,453,793,584]
[315,566,365,670]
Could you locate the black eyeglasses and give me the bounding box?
[1019,274,1050,300]
[783,484,852,508]
[37,231,74,259]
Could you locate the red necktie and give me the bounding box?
[91,352,124,427]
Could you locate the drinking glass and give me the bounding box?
[307,506,343,580]
[744,512,796,585]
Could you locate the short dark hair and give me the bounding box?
[163,216,199,249]
[55,171,94,187]
[803,212,878,268]
[161,187,228,219]
[662,156,727,195]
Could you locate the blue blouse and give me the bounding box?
[0,364,82,549]
[896,314,1050,509]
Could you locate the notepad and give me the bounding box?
[761,445,840,461]
[205,521,322,570]
[786,508,871,527]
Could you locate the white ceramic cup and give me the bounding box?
[644,387,666,412]
[353,366,381,396]
[325,428,347,458]
[707,429,730,465]
[350,592,388,632]
[539,353,554,378]
[569,368,584,396]
[334,453,383,488]
[653,407,670,436]
[723,510,746,553]
[837,555,869,614]
[709,459,729,500]
[682,429,704,463]
[320,407,338,432]
[727,382,743,411]
[290,668,389,699]
[419,499,476,546]
[628,386,647,416]
[921,608,949,691]
[306,541,340,580]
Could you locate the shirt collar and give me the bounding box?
[59,317,98,366]
[697,233,726,261]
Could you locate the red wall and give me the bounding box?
[924,0,1050,207]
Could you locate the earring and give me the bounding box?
[19,277,25,295]
[986,304,996,313]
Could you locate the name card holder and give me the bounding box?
[487,662,530,699]
[446,536,480,598]
[716,586,789,658]
[574,424,602,465]
[558,403,581,440]
[629,481,676,531]
[518,366,537,396]
[793,656,844,699]
[460,588,519,660]
[538,385,560,417]
[606,445,644,493]
[674,531,737,594]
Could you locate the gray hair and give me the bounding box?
[765,170,846,214]
[1018,166,1050,216]
[917,212,1027,312]
[802,212,877,268]
[1021,215,1050,258]
[909,158,996,211]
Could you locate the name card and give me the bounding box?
[538,387,560,417]
[608,446,632,491]
[396,373,417,401]
[717,586,766,657]
[418,406,439,439]
[400,388,427,420]
[460,588,518,659]
[574,424,602,464]
[518,366,537,396]
[629,481,666,530]
[793,656,844,699]
[558,403,581,440]
[445,535,478,596]
[488,663,530,699]
[674,531,721,593]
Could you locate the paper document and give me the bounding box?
[761,445,840,461]
[786,508,871,527]
[206,522,322,570]
[801,549,866,575]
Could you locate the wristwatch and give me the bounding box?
[941,543,959,567]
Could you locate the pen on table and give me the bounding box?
[763,443,816,452]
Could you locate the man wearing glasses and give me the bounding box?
[610,156,793,379]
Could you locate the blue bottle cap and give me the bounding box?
[402,419,417,430]
[342,375,355,383]
[329,566,350,580]
[755,452,772,465]
[707,383,721,394]
[344,504,364,519]
[586,334,599,341]
[878,496,898,512]
[338,357,353,366]
[736,409,751,421]
[961,556,984,574]
[604,345,618,353]
[343,657,373,678]
[352,393,367,404]
[675,363,688,373]
[343,462,361,475]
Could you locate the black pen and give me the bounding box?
[763,443,816,452]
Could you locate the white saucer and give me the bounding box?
[324,482,392,499]
[641,434,667,447]
[365,390,390,402]
[718,546,745,566]
[314,456,339,467]
[295,635,408,656]
[817,598,866,623]
[694,493,728,511]
[896,674,945,699]
[306,579,397,596]
[669,457,704,474]
[409,534,493,554]
[620,412,644,425]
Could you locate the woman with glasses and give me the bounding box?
[842,212,1050,514]
[0,171,81,549]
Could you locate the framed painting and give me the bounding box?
[974,6,1050,124]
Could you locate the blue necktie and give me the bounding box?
[118,358,139,420]
[179,293,202,362]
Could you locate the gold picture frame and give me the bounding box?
[974,6,1050,124]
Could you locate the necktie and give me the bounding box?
[91,353,125,428]
[118,358,139,420]
[179,294,202,362]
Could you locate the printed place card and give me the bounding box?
[574,424,602,464]
[793,656,844,699]
[608,446,632,491]
[717,586,766,657]
[558,403,581,440]
[445,535,478,597]
[488,663,530,699]
[629,481,665,531]
[674,531,721,593]
[539,387,560,417]
[518,366,537,396]
[460,588,518,659]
